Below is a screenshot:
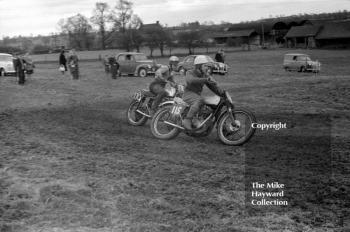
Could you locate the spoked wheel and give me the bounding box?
[126,100,149,126]
[217,109,256,146]
[151,106,181,140]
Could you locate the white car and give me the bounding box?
[0,53,16,76]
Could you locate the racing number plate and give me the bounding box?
[132,91,142,101]
[171,105,183,115]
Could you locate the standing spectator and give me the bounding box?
[109,56,119,79]
[103,55,110,74]
[59,50,67,74]
[13,53,26,85]
[214,49,225,63]
[68,49,79,80]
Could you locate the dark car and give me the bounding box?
[177,55,228,75]
[115,52,158,77]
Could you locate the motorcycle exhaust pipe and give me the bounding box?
[136,109,151,118]
[164,121,184,130]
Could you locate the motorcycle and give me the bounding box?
[150,89,256,146]
[126,83,184,126]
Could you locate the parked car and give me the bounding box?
[283,53,321,73]
[177,55,228,75]
[115,52,158,77]
[0,53,16,76]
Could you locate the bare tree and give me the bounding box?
[58,14,93,50]
[91,2,111,50]
[112,0,133,33]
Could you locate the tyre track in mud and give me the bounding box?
[0,102,250,231]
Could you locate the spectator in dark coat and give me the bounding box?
[108,56,119,79]
[13,54,26,85]
[214,49,225,63]
[59,50,67,72]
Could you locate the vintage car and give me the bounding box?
[177,55,228,75]
[115,52,158,77]
[0,53,16,76]
[283,53,321,73]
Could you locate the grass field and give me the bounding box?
[0,49,349,232]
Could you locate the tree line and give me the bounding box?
[56,0,211,56]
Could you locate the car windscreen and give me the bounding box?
[134,54,148,61]
[0,55,13,62]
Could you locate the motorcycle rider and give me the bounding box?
[182,55,224,130]
[149,56,180,115]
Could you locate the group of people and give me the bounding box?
[59,49,80,79]
[148,53,225,130]
[103,55,120,79]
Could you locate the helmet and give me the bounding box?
[169,56,179,62]
[194,55,211,65]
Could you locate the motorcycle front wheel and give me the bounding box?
[126,100,149,126]
[151,106,181,140]
[217,109,256,146]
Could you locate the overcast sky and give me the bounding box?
[0,0,349,37]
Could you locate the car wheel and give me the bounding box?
[300,66,306,72]
[0,69,5,77]
[138,68,147,77]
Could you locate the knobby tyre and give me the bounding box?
[217,109,256,146]
[151,106,181,140]
[126,100,149,126]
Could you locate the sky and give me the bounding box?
[0,0,350,37]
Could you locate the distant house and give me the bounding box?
[140,21,163,32]
[285,25,322,48]
[213,29,259,46]
[315,21,350,48]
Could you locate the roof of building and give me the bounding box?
[140,22,162,31]
[213,29,257,38]
[285,25,321,38]
[316,21,350,39]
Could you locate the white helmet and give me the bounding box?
[194,55,210,65]
[169,56,179,63]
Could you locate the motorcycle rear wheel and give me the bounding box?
[151,106,181,140]
[126,100,149,126]
[217,109,256,146]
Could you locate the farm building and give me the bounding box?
[285,25,322,48]
[213,29,260,46]
[315,21,350,48]
[284,20,350,48]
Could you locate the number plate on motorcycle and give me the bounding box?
[171,105,182,115]
[132,91,142,101]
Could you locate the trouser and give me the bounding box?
[182,91,204,118]
[110,65,118,79]
[149,81,167,111]
[18,70,25,85]
[70,66,79,79]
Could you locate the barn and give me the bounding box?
[213,29,260,46]
[315,21,350,48]
[284,25,322,48]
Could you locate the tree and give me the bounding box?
[58,14,93,50]
[111,0,133,33]
[143,24,169,57]
[177,30,202,54]
[91,2,112,50]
